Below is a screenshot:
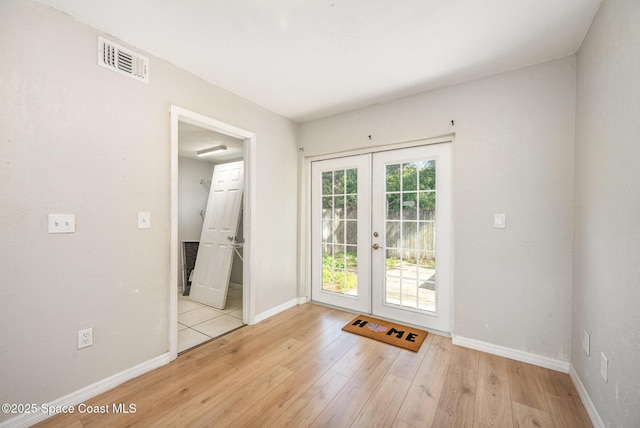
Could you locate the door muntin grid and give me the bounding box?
[383,160,436,312]
[321,168,359,296]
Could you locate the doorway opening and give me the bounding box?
[170,106,256,359]
[177,125,244,352]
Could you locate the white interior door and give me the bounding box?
[310,143,452,333]
[371,144,451,332]
[311,154,371,313]
[190,160,244,309]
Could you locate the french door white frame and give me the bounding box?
[305,135,454,334]
[371,144,452,332]
[310,154,372,313]
[170,105,256,361]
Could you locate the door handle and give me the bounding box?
[372,243,382,250]
[226,236,235,241]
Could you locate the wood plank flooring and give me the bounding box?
[35,303,592,427]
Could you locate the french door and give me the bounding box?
[311,143,452,332]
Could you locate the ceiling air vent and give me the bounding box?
[98,36,149,83]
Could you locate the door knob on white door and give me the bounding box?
[372,243,381,250]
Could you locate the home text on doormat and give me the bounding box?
[342,315,428,352]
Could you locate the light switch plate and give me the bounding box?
[583,331,590,356]
[600,353,608,382]
[138,212,151,229]
[48,214,75,233]
[494,213,506,229]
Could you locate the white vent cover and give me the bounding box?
[98,36,149,83]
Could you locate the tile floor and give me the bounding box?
[177,284,244,353]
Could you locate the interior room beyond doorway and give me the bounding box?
[177,122,245,352]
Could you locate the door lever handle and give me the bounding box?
[226,236,235,241]
[372,243,382,250]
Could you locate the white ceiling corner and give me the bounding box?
[36,0,602,122]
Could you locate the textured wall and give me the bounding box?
[300,57,576,362]
[0,0,298,421]
[573,0,640,426]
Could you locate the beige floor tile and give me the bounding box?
[192,315,244,338]
[220,299,242,313]
[178,298,204,314]
[177,285,243,352]
[178,306,224,326]
[228,309,243,320]
[177,328,211,353]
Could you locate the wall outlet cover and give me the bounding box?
[78,327,93,349]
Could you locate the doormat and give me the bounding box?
[342,315,428,352]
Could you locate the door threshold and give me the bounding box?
[310,300,451,338]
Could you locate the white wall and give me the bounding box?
[300,57,576,362]
[177,157,215,289]
[0,0,298,421]
[573,0,640,426]
[178,157,214,244]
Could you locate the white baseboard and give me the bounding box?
[569,364,605,428]
[0,352,171,428]
[254,298,300,323]
[452,335,570,373]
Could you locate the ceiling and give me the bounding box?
[178,123,244,162]
[36,0,601,123]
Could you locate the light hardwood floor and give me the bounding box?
[36,303,592,427]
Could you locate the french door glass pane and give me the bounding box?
[384,160,437,312]
[419,160,436,190]
[402,163,418,191]
[346,221,357,245]
[321,167,359,296]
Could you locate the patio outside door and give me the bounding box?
[311,143,452,333]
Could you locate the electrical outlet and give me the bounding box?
[600,352,608,382]
[583,331,590,356]
[78,328,93,349]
